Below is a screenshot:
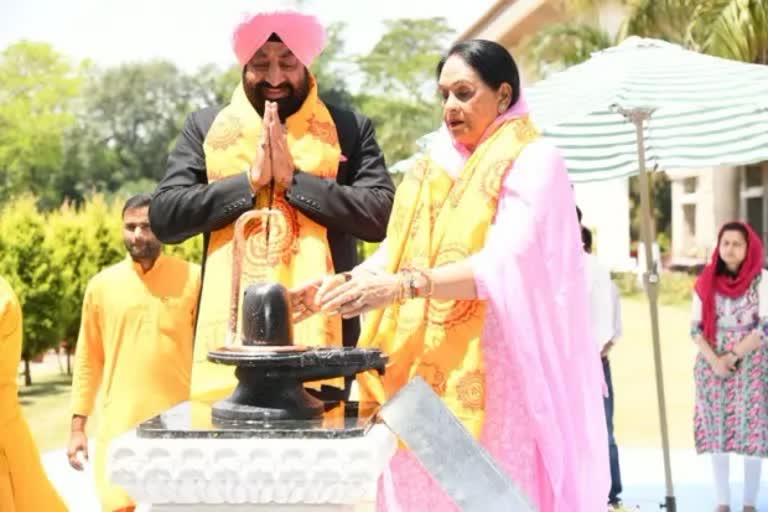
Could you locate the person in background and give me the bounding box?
[0,275,67,512]
[67,194,200,511]
[581,224,630,512]
[690,221,767,512]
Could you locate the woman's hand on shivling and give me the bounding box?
[316,270,400,319]
[289,277,324,323]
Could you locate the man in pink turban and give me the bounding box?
[150,10,395,402]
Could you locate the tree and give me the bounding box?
[70,60,208,193]
[354,94,440,165]
[525,23,614,78]
[47,203,89,374]
[165,235,204,264]
[620,0,700,46]
[357,17,454,102]
[0,41,83,205]
[46,196,125,374]
[59,60,231,206]
[702,0,768,64]
[622,0,767,64]
[311,22,355,110]
[196,63,241,106]
[526,1,768,76]
[353,18,454,165]
[0,197,65,385]
[80,195,126,272]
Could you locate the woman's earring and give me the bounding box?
[498,103,507,114]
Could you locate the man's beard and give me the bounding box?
[244,73,310,122]
[125,239,162,262]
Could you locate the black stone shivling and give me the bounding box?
[208,281,387,425]
[240,282,293,346]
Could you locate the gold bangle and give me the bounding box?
[408,267,434,298]
[408,271,418,299]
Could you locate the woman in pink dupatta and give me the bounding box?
[294,40,609,511]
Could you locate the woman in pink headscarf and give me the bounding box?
[691,221,768,512]
[296,40,609,511]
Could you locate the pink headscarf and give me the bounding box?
[232,10,326,68]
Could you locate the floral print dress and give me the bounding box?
[691,270,768,456]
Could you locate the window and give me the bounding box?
[682,177,697,194]
[746,197,764,242]
[740,163,768,261]
[683,204,696,241]
[745,164,764,188]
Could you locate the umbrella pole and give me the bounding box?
[628,108,676,511]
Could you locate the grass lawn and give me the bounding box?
[611,297,697,450]
[18,371,76,453]
[18,370,100,453]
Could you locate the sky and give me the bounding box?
[0,0,497,72]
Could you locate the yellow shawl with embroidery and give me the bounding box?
[357,116,539,437]
[192,75,342,400]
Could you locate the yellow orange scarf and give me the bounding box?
[357,116,539,437]
[192,75,342,400]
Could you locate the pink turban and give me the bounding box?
[232,10,327,68]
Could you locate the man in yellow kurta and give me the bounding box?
[68,193,201,512]
[0,275,67,512]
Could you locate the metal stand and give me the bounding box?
[615,105,676,511]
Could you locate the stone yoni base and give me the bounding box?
[108,424,396,510]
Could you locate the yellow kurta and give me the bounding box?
[71,255,200,511]
[0,275,67,512]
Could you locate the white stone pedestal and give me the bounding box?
[108,424,396,511]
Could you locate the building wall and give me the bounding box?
[713,166,741,230]
[737,161,768,248]
[459,0,627,83]
[574,177,633,270]
[668,167,740,264]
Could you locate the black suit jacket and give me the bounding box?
[149,104,395,346]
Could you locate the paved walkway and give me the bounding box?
[618,447,768,511]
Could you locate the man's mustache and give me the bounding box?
[255,81,294,95]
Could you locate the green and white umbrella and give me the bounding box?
[527,37,768,511]
[528,37,768,183]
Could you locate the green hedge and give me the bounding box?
[611,270,696,307]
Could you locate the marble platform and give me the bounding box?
[108,400,397,511]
